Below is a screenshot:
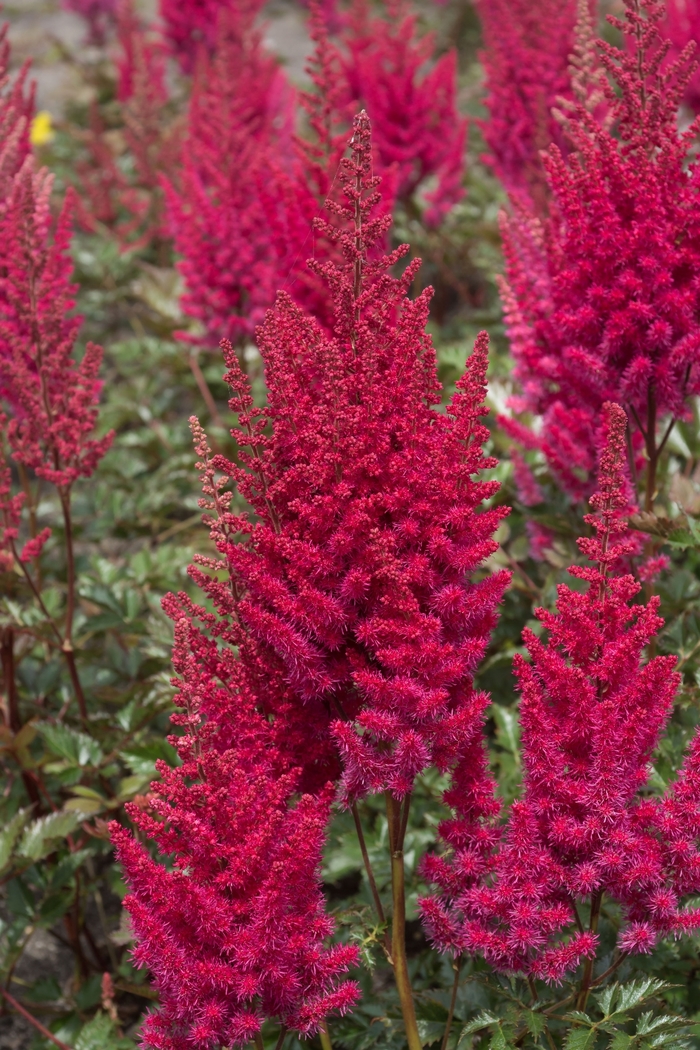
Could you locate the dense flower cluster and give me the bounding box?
[74,1,180,251]
[0,23,33,202]
[112,683,358,1049]
[474,0,581,207]
[164,5,295,345]
[159,0,266,73]
[0,167,112,495]
[167,0,465,346]
[664,0,700,112]
[500,0,700,499]
[423,404,700,981]
[341,0,467,224]
[183,113,508,799]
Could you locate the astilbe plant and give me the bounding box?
[0,24,33,202]
[341,0,467,225]
[159,0,266,73]
[61,0,117,46]
[111,680,358,1049]
[423,404,700,1005]
[74,0,181,255]
[0,161,113,721]
[663,0,700,111]
[164,5,295,348]
[168,113,508,1048]
[500,0,700,505]
[474,0,581,208]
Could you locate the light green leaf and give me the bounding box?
[607,1032,631,1050]
[458,1011,502,1044]
[36,722,103,767]
[18,811,81,861]
[0,809,31,871]
[614,980,672,1016]
[74,1011,130,1050]
[491,703,521,762]
[489,1026,510,1050]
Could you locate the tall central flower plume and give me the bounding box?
[178,112,509,800]
[423,403,700,985]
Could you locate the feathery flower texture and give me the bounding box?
[113,702,358,1049]
[500,0,700,498]
[423,403,700,980]
[185,113,509,800]
[474,0,581,206]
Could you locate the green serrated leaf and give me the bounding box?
[489,1025,510,1050]
[564,1027,598,1050]
[458,1010,503,1043]
[607,1032,631,1050]
[74,1011,129,1050]
[525,1011,547,1038]
[614,979,672,1015]
[36,722,103,767]
[18,811,81,861]
[634,1012,689,1037]
[0,809,31,871]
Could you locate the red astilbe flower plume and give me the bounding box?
[0,163,113,488]
[159,0,266,73]
[474,0,583,208]
[421,404,700,981]
[500,0,700,499]
[73,1,182,253]
[340,0,467,225]
[61,0,117,45]
[111,679,358,1049]
[0,24,33,205]
[662,0,700,112]
[188,112,509,800]
[164,6,295,346]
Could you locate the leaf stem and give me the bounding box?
[441,955,462,1050]
[0,986,71,1050]
[385,792,422,1050]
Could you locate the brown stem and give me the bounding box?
[253,1033,264,1050]
[2,627,18,731]
[189,352,224,431]
[0,986,71,1050]
[441,956,462,1050]
[385,792,422,1050]
[644,386,657,514]
[351,804,387,930]
[576,891,603,1011]
[274,1028,287,1050]
[59,492,88,725]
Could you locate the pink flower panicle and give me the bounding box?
[0,164,113,494]
[474,0,581,207]
[74,1,180,250]
[159,0,266,73]
[663,0,700,112]
[341,0,467,225]
[61,0,117,46]
[165,7,295,345]
[500,0,700,497]
[422,403,700,980]
[112,695,358,1049]
[188,113,509,800]
[0,23,34,203]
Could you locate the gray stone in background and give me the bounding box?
[4,0,311,118]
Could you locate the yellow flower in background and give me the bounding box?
[30,110,54,146]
